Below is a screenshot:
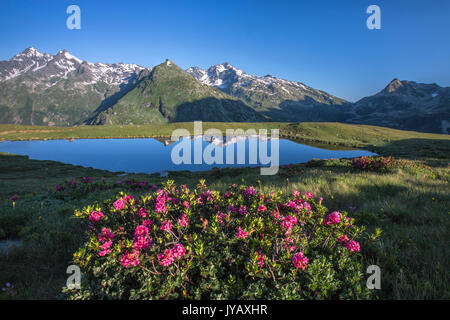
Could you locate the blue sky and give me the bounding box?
[0,0,449,101]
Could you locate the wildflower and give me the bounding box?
[244,186,257,197]
[172,243,186,259]
[155,191,168,213]
[292,252,308,270]
[281,215,297,232]
[238,205,248,215]
[182,200,190,209]
[138,208,148,218]
[345,240,360,253]
[304,192,313,199]
[134,225,149,237]
[257,205,267,212]
[236,227,249,239]
[113,198,125,210]
[337,235,349,243]
[282,237,297,252]
[143,219,153,228]
[292,190,300,198]
[133,235,152,250]
[89,211,104,222]
[55,184,63,191]
[120,250,140,268]
[157,243,186,267]
[98,228,114,242]
[217,211,225,224]
[178,214,189,227]
[123,194,134,203]
[322,211,341,225]
[160,220,173,232]
[257,251,265,268]
[158,249,175,267]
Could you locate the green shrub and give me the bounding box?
[63,180,372,300]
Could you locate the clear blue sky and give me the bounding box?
[0,0,449,101]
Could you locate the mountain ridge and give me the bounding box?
[0,48,448,133]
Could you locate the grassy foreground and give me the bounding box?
[0,122,449,299]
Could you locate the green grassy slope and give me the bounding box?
[88,61,264,124]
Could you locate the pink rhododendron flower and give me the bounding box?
[292,190,300,198]
[322,211,341,225]
[337,235,349,243]
[182,201,190,209]
[172,243,186,259]
[155,192,168,213]
[345,240,360,252]
[157,243,186,266]
[120,250,140,268]
[113,198,125,210]
[178,214,189,227]
[98,228,114,242]
[89,211,104,222]
[282,237,297,252]
[281,215,297,232]
[305,192,314,199]
[292,252,308,270]
[236,227,249,239]
[99,249,112,256]
[257,251,265,268]
[217,211,225,224]
[143,219,152,227]
[158,249,175,267]
[123,194,134,203]
[257,205,267,212]
[133,235,152,250]
[244,186,257,197]
[138,208,148,218]
[134,225,149,237]
[160,220,173,232]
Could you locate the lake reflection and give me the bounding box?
[0,137,376,174]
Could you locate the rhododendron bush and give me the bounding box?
[64,180,371,299]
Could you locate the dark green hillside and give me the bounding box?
[88,60,265,125]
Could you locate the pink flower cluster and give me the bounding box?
[113,198,125,211]
[98,227,114,256]
[89,210,104,222]
[292,252,308,270]
[322,211,341,225]
[160,220,173,232]
[157,243,186,267]
[155,190,169,213]
[243,186,257,197]
[121,250,140,268]
[236,227,249,239]
[256,251,265,268]
[133,224,152,250]
[178,214,189,227]
[138,208,148,218]
[281,215,297,233]
[337,235,360,253]
[257,205,267,212]
[345,240,360,253]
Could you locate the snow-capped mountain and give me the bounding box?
[0,47,150,126]
[186,63,347,112]
[0,47,147,86]
[0,48,447,133]
[0,47,53,81]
